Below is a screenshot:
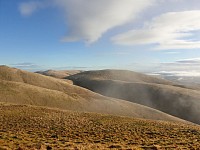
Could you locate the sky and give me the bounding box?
[1,0,200,75]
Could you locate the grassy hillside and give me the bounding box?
[67,70,200,124]
[0,103,199,150]
[36,69,82,84]
[0,66,185,122]
[0,65,80,92]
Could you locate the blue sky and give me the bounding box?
[1,0,200,75]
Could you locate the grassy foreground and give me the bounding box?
[0,104,200,150]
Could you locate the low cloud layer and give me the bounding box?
[153,71,200,77]
[150,58,200,77]
[112,11,200,50]
[9,63,44,71]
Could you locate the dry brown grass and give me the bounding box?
[67,70,200,124]
[0,103,199,150]
[0,66,84,95]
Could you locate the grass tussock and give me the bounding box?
[0,104,200,150]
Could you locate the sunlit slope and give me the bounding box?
[0,104,199,149]
[36,69,81,79]
[0,66,185,122]
[67,70,200,124]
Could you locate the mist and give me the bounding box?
[67,70,200,124]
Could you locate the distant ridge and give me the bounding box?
[67,69,174,85]
[0,66,186,122]
[36,69,81,79]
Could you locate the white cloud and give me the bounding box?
[112,11,200,50]
[164,51,180,54]
[143,58,200,77]
[148,58,200,77]
[19,0,155,43]
[175,58,200,64]
[55,0,155,43]
[19,1,44,16]
[10,62,37,67]
[9,63,45,71]
[153,71,200,77]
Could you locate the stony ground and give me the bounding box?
[0,104,200,150]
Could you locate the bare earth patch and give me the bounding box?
[0,104,200,150]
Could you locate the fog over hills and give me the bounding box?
[149,72,200,90]
[67,69,200,124]
[0,65,185,122]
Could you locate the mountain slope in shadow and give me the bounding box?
[67,69,200,124]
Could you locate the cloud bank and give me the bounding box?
[149,58,200,77]
[112,11,200,50]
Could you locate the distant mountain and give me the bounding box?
[36,69,82,79]
[67,69,174,85]
[67,69,200,124]
[0,66,184,122]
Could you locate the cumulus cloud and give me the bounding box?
[112,11,200,50]
[55,0,155,43]
[19,0,155,43]
[19,0,200,48]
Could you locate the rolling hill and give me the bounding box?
[0,65,185,122]
[67,69,200,124]
[36,69,81,79]
[67,69,174,85]
[1,103,200,149]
